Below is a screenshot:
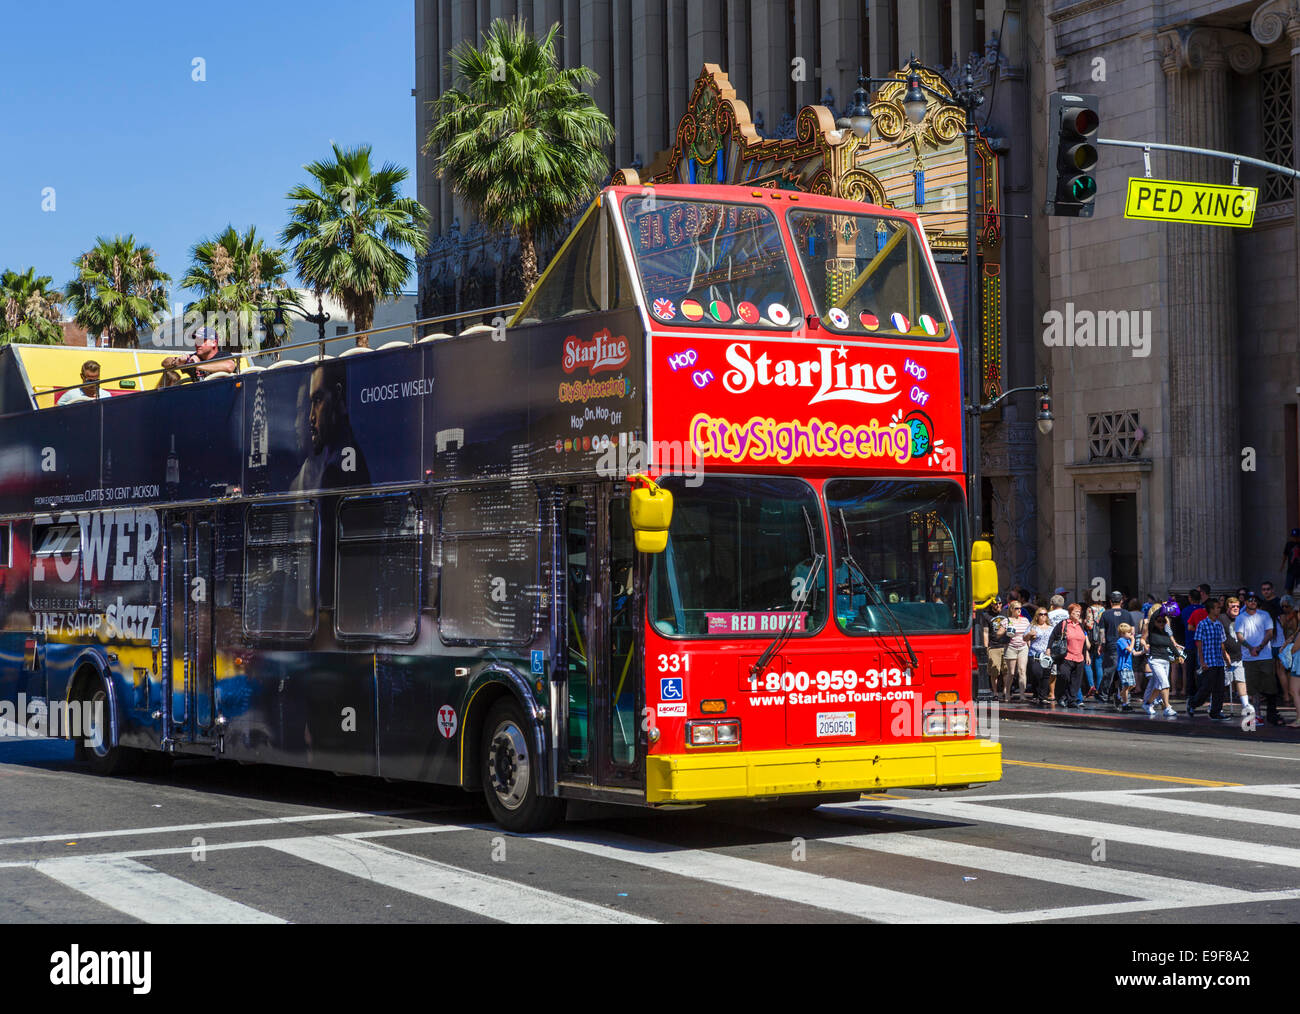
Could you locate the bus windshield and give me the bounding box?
[825,479,968,633]
[787,209,948,340]
[649,476,828,638]
[621,196,800,329]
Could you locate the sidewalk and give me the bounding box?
[994,694,1300,742]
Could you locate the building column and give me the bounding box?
[868,0,893,77]
[687,1,723,77]
[631,1,667,166]
[1159,27,1260,587]
[820,0,863,110]
[897,0,944,68]
[749,0,789,128]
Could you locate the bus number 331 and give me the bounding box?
[749,668,913,692]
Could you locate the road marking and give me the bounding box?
[0,809,430,848]
[265,834,652,924]
[1217,785,1300,801]
[855,799,1300,869]
[34,855,284,924]
[819,832,1252,908]
[524,828,992,923]
[1236,754,1300,762]
[1061,791,1300,830]
[1003,759,1240,787]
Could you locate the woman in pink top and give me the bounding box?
[1051,603,1091,709]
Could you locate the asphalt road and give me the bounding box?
[2,720,1299,926]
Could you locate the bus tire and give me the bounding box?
[80,678,142,777]
[481,698,563,832]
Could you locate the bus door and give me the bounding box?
[164,512,216,744]
[557,486,643,791]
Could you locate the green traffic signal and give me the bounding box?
[1070,176,1096,200]
[1046,92,1101,217]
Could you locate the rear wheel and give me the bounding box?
[79,680,141,776]
[481,698,563,832]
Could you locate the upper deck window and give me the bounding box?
[621,197,799,329]
[516,202,636,324]
[788,210,949,340]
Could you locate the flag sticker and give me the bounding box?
[652,298,676,321]
[709,300,732,323]
[919,314,940,336]
[890,312,910,332]
[827,307,850,330]
[767,302,791,326]
[860,311,879,331]
[737,301,760,324]
[681,299,705,321]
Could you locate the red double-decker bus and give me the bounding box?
[0,182,998,831]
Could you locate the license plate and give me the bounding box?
[816,712,856,737]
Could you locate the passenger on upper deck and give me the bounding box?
[58,360,112,404]
[183,327,236,378]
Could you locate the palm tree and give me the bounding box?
[426,18,614,293]
[282,143,429,334]
[1,268,65,345]
[182,225,297,349]
[65,235,170,348]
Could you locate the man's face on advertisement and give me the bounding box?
[308,368,339,455]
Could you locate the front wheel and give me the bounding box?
[481,698,563,832]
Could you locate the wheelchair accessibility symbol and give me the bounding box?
[660,677,684,701]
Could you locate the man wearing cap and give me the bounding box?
[183,327,236,377]
[1097,590,1128,705]
[1235,592,1281,726]
[58,360,113,404]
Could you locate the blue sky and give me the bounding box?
[0,1,419,305]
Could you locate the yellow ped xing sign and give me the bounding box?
[1124,177,1258,227]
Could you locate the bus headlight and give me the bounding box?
[687,719,740,747]
[923,712,947,736]
[947,711,970,735]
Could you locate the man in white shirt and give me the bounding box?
[1235,592,1280,726]
[58,360,112,405]
[1047,594,1069,626]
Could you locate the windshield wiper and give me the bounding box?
[750,507,822,682]
[837,509,918,671]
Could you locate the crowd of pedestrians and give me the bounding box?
[978,578,1300,728]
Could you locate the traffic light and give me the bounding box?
[1045,92,1100,217]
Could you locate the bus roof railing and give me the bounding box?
[33,302,523,404]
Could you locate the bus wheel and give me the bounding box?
[481,699,563,832]
[80,680,141,777]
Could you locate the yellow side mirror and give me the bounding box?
[629,475,674,554]
[971,539,998,608]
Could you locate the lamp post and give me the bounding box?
[258,293,331,359]
[837,57,988,539]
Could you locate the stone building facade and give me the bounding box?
[1040,0,1299,598]
[414,0,1298,598]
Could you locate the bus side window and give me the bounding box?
[335,494,420,641]
[243,502,317,638]
[0,523,10,568]
[30,517,81,613]
[437,484,541,645]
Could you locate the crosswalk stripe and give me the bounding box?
[34,855,285,924]
[523,828,993,923]
[1060,791,1300,829]
[816,832,1253,908]
[846,799,1300,869]
[265,834,653,924]
[1221,785,1300,801]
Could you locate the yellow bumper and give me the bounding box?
[644,738,1002,804]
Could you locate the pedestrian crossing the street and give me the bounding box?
[6,785,1300,924]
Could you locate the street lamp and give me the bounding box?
[969,380,1054,435]
[258,293,332,357]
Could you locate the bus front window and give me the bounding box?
[621,197,800,329]
[787,210,949,340]
[825,479,969,633]
[649,476,828,638]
